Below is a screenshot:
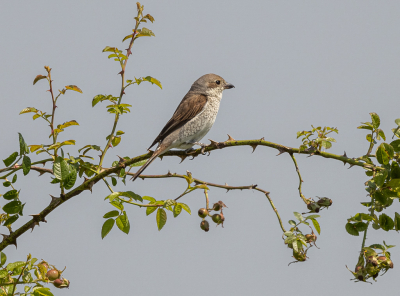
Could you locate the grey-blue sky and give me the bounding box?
[1,1,400,295]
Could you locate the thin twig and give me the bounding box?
[289,153,309,204]
[131,172,286,232]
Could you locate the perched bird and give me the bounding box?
[130,73,234,182]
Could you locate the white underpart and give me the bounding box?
[163,88,224,151]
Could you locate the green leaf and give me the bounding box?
[11,174,17,183]
[360,201,372,207]
[156,208,167,231]
[142,196,156,203]
[3,181,11,187]
[3,152,18,167]
[101,218,115,239]
[144,13,155,22]
[357,125,373,131]
[0,252,6,266]
[52,156,70,181]
[387,179,400,191]
[103,210,119,218]
[22,155,31,176]
[383,143,394,159]
[163,199,176,208]
[293,212,304,221]
[65,85,82,93]
[345,223,359,236]
[391,162,400,179]
[3,215,19,226]
[369,244,385,250]
[106,192,121,202]
[173,204,182,218]
[179,202,191,214]
[0,270,8,278]
[374,170,388,187]
[64,169,77,190]
[112,136,121,147]
[395,212,400,231]
[370,112,380,129]
[146,203,158,216]
[377,129,386,141]
[136,27,155,37]
[310,218,321,234]
[33,75,47,85]
[376,143,389,165]
[110,200,124,211]
[116,130,124,136]
[20,107,39,114]
[32,287,54,296]
[355,222,368,232]
[3,190,18,200]
[143,76,162,89]
[374,191,387,205]
[18,133,29,155]
[116,211,130,234]
[380,213,394,231]
[360,213,374,221]
[111,177,117,186]
[122,34,133,42]
[120,191,143,202]
[3,201,22,214]
[92,94,105,107]
[6,261,25,272]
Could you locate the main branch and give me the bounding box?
[0,136,377,251]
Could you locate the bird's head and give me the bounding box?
[190,73,234,97]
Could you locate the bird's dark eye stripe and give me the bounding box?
[216,80,221,85]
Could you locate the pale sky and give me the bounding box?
[1,1,400,295]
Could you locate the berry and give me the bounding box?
[46,269,60,281]
[198,208,208,218]
[200,220,209,232]
[53,279,63,288]
[212,214,222,224]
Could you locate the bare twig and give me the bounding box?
[289,153,310,204]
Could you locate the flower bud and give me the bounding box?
[307,203,320,213]
[305,234,317,243]
[317,197,332,207]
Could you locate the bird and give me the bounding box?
[130,73,234,182]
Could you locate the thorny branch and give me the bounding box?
[0,135,377,251]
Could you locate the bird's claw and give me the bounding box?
[200,145,207,155]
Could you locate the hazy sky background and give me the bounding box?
[1,1,400,295]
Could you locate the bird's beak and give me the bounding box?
[224,83,235,89]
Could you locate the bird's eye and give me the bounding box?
[216,80,221,85]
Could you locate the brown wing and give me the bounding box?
[148,93,208,149]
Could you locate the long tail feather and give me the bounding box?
[130,149,162,182]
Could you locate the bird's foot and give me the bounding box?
[192,142,207,155]
[185,148,196,155]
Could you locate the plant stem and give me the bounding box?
[98,19,140,172]
[289,153,309,204]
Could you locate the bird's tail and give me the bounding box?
[130,148,163,182]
